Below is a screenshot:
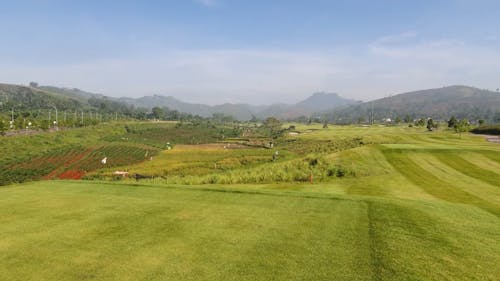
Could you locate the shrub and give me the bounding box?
[470,125,500,135]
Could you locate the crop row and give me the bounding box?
[104,124,237,148]
[0,143,158,184]
[281,137,365,155]
[69,144,158,172]
[0,145,86,185]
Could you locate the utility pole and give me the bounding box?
[370,101,374,125]
[51,106,58,129]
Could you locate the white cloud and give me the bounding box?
[0,50,350,104]
[2,36,500,104]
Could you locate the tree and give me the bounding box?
[40,119,50,130]
[395,116,402,124]
[263,117,281,128]
[151,107,164,120]
[222,115,235,125]
[263,117,282,138]
[29,82,38,88]
[448,116,458,128]
[426,118,435,131]
[454,119,470,138]
[404,114,412,123]
[211,113,225,124]
[414,118,425,127]
[323,120,328,128]
[295,115,308,123]
[0,119,6,136]
[478,119,485,126]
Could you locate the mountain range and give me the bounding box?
[118,92,359,120]
[323,85,500,122]
[1,82,499,122]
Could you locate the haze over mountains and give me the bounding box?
[118,92,359,120]
[0,82,359,120]
[324,86,500,123]
[1,82,499,122]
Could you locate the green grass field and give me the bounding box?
[1,124,499,280]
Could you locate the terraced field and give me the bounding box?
[1,124,499,280]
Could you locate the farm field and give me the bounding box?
[0,122,232,185]
[1,123,499,280]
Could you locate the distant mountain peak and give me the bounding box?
[310,92,340,97]
[296,92,359,111]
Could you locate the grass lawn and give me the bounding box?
[1,124,499,280]
[1,180,499,281]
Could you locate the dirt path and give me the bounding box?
[174,143,253,150]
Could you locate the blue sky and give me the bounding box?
[1,0,500,104]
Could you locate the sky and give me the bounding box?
[1,0,500,104]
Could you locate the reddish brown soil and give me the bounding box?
[43,148,93,180]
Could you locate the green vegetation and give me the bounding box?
[1,121,499,280]
[322,85,500,124]
[0,83,233,132]
[0,122,240,185]
[471,125,500,135]
[454,119,471,136]
[104,122,239,148]
[1,173,499,281]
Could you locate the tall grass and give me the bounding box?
[125,154,356,185]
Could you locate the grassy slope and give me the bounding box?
[117,145,280,177]
[1,125,499,280]
[0,181,498,281]
[0,182,373,281]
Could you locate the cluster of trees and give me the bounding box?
[447,116,471,136]
[263,117,283,138]
[150,106,238,126]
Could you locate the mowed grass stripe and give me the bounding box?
[460,152,500,174]
[479,150,500,165]
[433,151,500,188]
[408,152,500,205]
[366,200,449,281]
[1,181,499,280]
[383,149,500,217]
[367,197,500,281]
[0,182,373,281]
[217,198,373,281]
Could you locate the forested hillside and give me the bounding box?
[322,86,500,123]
